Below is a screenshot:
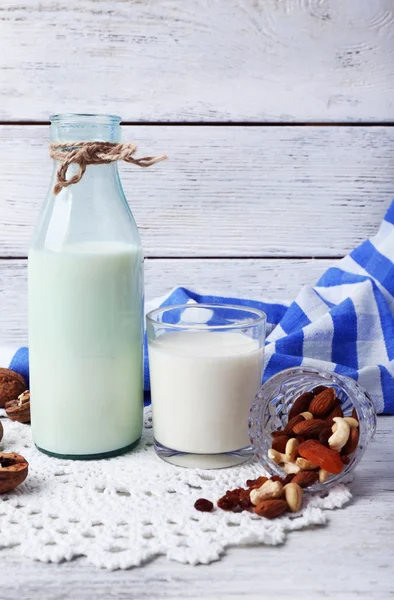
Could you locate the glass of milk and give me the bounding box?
[28,114,144,459]
[146,304,266,468]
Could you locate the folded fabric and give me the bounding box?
[7,201,394,415]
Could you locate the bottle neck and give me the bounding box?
[50,115,123,195]
[50,114,121,144]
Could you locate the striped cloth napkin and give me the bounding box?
[5,202,394,415]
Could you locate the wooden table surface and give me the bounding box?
[0,416,392,600]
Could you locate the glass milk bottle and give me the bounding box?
[28,114,144,459]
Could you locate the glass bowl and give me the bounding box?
[249,366,377,491]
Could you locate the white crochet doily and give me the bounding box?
[0,409,352,570]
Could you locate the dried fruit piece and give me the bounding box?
[283,482,303,512]
[254,499,288,519]
[0,369,26,409]
[309,388,336,418]
[319,427,332,447]
[325,404,344,428]
[271,435,289,453]
[342,427,359,455]
[0,452,28,493]
[341,454,350,465]
[5,390,30,424]
[284,415,305,436]
[298,439,343,474]
[288,392,314,420]
[194,498,214,512]
[292,418,326,438]
[291,470,319,488]
[282,473,295,485]
[246,476,268,489]
[217,487,251,512]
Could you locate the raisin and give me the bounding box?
[319,427,332,447]
[194,498,214,512]
[246,476,267,489]
[217,496,236,511]
[282,473,295,485]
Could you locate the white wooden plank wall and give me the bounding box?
[0,0,393,349]
[0,0,393,122]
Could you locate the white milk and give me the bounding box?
[148,331,264,454]
[28,241,143,456]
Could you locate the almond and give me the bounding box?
[309,388,336,418]
[271,430,286,438]
[284,415,305,436]
[312,385,328,396]
[271,435,289,453]
[288,392,314,420]
[298,439,344,474]
[292,418,326,438]
[291,471,319,488]
[342,427,359,455]
[254,499,288,519]
[325,404,344,428]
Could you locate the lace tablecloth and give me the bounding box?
[0,409,351,570]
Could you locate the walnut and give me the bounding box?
[0,453,29,494]
[0,368,26,408]
[5,390,30,424]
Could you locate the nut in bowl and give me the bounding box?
[249,366,377,492]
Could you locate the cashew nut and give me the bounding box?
[328,416,350,451]
[343,417,359,429]
[283,482,303,512]
[250,479,283,506]
[300,411,313,420]
[296,457,318,471]
[318,468,329,483]
[285,438,299,462]
[282,461,301,474]
[268,445,301,475]
[268,448,286,464]
[332,417,359,432]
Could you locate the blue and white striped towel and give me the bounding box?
[5,201,394,414]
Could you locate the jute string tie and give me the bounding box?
[50,141,167,195]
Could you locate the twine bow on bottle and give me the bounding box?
[50,141,167,195]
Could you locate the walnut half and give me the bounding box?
[5,390,31,424]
